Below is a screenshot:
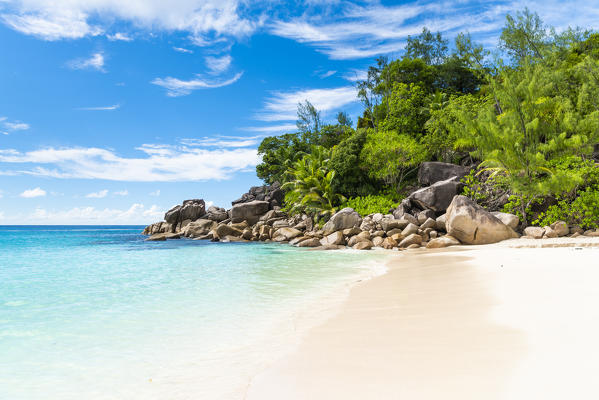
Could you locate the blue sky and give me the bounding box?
[0,0,597,224]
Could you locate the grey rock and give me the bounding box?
[426,235,460,249]
[418,162,471,186]
[523,226,545,239]
[183,219,216,238]
[298,238,322,247]
[446,195,520,244]
[230,200,270,225]
[401,223,419,237]
[273,227,302,241]
[399,233,422,248]
[323,208,362,235]
[409,177,463,213]
[380,218,408,232]
[353,240,373,250]
[320,231,345,246]
[550,221,569,237]
[491,212,520,230]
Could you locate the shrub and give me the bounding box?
[341,195,398,216]
[533,186,599,229]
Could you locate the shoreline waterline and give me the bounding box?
[246,243,599,399]
[0,226,392,400]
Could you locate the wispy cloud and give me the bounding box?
[85,189,108,198]
[173,46,193,53]
[0,0,256,43]
[114,190,129,196]
[240,124,297,134]
[20,187,46,198]
[77,104,120,111]
[149,190,161,196]
[316,70,336,79]
[107,32,131,41]
[0,139,260,182]
[28,203,164,224]
[205,54,232,74]
[151,71,243,97]
[180,135,261,148]
[1,117,30,134]
[256,86,358,122]
[68,52,105,72]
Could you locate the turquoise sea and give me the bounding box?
[0,226,388,399]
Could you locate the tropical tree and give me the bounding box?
[360,129,428,191]
[282,146,346,219]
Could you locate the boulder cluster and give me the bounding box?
[142,162,599,248]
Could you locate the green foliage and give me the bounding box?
[532,157,599,228]
[256,11,599,227]
[256,133,309,184]
[534,186,599,229]
[341,195,398,216]
[329,129,377,197]
[406,27,448,65]
[296,100,322,136]
[360,130,428,190]
[379,83,428,137]
[282,146,346,218]
[500,8,549,62]
[424,93,490,162]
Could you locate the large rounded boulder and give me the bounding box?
[164,199,206,224]
[418,162,471,186]
[230,200,270,225]
[446,195,519,245]
[408,177,463,213]
[322,208,362,235]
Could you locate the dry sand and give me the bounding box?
[246,240,599,399]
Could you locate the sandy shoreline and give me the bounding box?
[246,239,599,399]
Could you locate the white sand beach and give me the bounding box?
[246,239,599,399]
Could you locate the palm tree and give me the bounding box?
[282,146,346,219]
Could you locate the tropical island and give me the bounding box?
[144,9,599,250]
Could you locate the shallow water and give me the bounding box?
[0,226,387,399]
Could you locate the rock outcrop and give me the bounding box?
[165,199,206,225]
[418,162,472,186]
[446,195,519,244]
[232,182,284,209]
[322,208,362,235]
[230,200,270,225]
[409,177,463,213]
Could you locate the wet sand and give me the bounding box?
[246,245,599,399]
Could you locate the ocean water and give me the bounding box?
[0,226,388,399]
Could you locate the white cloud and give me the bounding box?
[318,70,336,79]
[68,52,105,72]
[173,46,193,53]
[3,121,30,130]
[0,140,260,182]
[28,203,164,224]
[0,0,256,43]
[1,117,30,134]
[342,68,368,82]
[107,32,131,41]
[85,189,108,198]
[240,124,297,133]
[151,71,243,97]
[20,187,46,198]
[149,190,160,196]
[268,1,599,60]
[77,104,120,111]
[180,135,260,148]
[114,190,129,196]
[256,86,358,122]
[205,54,232,74]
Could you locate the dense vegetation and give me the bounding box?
[256,9,599,227]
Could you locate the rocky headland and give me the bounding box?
[143,162,599,250]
